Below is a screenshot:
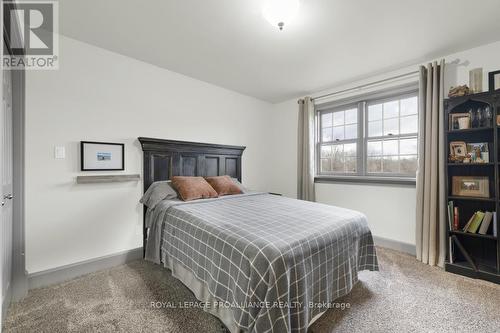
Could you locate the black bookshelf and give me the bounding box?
[444,90,500,284]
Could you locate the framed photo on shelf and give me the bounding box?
[81,141,125,171]
[466,142,489,163]
[449,141,467,162]
[449,113,470,130]
[488,70,500,91]
[452,176,489,198]
[449,142,490,164]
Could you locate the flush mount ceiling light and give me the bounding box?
[262,0,300,31]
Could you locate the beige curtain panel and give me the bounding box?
[297,97,315,201]
[415,60,446,267]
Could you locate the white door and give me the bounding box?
[1,65,14,322]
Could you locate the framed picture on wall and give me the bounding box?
[81,141,124,171]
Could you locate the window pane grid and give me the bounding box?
[366,136,417,175]
[318,93,418,178]
[320,108,358,144]
[320,143,357,174]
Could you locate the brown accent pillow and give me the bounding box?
[171,176,218,201]
[205,175,243,196]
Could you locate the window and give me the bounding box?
[319,107,359,174]
[317,91,418,180]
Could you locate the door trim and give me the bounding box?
[3,0,28,301]
[11,66,27,301]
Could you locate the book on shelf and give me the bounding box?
[453,207,459,230]
[468,211,485,233]
[462,213,476,232]
[447,203,496,235]
[447,201,454,230]
[459,210,495,234]
[478,211,493,235]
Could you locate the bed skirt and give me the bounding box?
[159,253,355,333]
[163,254,241,333]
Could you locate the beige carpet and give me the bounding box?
[4,247,500,332]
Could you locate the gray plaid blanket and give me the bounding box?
[147,193,378,332]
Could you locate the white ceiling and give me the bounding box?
[59,0,500,103]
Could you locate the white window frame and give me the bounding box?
[316,88,419,185]
[317,102,362,175]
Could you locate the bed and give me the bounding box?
[138,137,379,333]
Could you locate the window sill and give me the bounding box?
[315,175,416,186]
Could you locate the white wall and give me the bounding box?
[25,35,500,273]
[443,41,500,94]
[25,36,273,274]
[315,183,416,244]
[268,40,500,247]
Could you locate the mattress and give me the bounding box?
[145,193,378,332]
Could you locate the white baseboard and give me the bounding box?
[28,247,143,290]
[372,235,416,256]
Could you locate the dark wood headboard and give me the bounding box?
[138,137,246,255]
